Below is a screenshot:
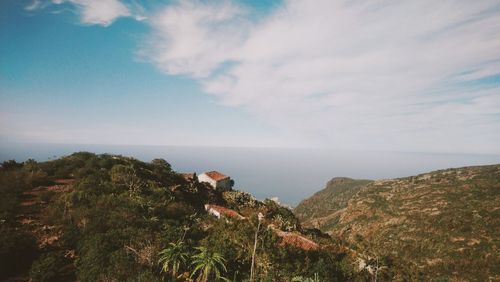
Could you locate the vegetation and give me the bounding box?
[294,177,372,230]
[158,241,189,278]
[295,165,500,281]
[190,246,228,282]
[7,152,495,280]
[0,152,355,281]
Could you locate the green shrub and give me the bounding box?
[30,251,72,282]
[0,227,38,279]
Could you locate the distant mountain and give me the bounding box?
[294,165,500,281]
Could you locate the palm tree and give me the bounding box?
[158,241,189,279]
[190,246,228,282]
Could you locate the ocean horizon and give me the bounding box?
[2,142,499,206]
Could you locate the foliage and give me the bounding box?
[222,190,261,209]
[0,152,355,281]
[264,198,299,231]
[0,161,41,279]
[291,273,320,282]
[0,227,38,279]
[295,165,500,281]
[190,246,228,282]
[29,251,73,282]
[294,177,372,228]
[158,241,189,278]
[110,164,144,196]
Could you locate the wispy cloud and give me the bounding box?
[141,0,249,77]
[66,0,131,26]
[141,0,500,153]
[25,0,42,11]
[40,0,145,26]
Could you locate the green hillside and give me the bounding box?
[295,165,500,281]
[0,152,356,282]
[294,178,372,231]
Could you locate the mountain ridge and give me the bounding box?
[295,164,500,280]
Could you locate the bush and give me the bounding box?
[223,190,260,209]
[29,251,70,282]
[0,227,38,279]
[40,191,57,203]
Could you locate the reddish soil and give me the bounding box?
[16,179,74,249]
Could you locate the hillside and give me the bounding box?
[0,152,356,282]
[295,165,500,281]
[294,177,372,230]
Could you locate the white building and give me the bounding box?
[197,171,233,191]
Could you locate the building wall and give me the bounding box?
[198,173,218,188]
[215,178,232,191]
[205,205,221,219]
[198,173,232,191]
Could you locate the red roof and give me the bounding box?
[204,171,229,181]
[205,204,244,219]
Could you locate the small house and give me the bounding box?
[197,171,233,191]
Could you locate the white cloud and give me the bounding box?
[144,0,500,153]
[71,0,130,26]
[51,0,132,26]
[142,0,249,77]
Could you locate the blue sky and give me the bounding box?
[1,0,287,147]
[1,0,500,153]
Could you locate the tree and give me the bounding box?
[151,158,171,170]
[158,241,189,279]
[1,160,22,170]
[190,247,228,282]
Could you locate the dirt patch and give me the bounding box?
[426,258,443,266]
[450,237,465,242]
[55,179,76,185]
[467,239,480,246]
[17,179,74,249]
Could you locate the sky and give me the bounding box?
[1,0,500,154]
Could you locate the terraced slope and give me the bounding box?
[295,165,500,281]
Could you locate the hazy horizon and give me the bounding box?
[2,142,499,205]
[1,0,499,203]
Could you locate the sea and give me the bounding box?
[1,142,499,206]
